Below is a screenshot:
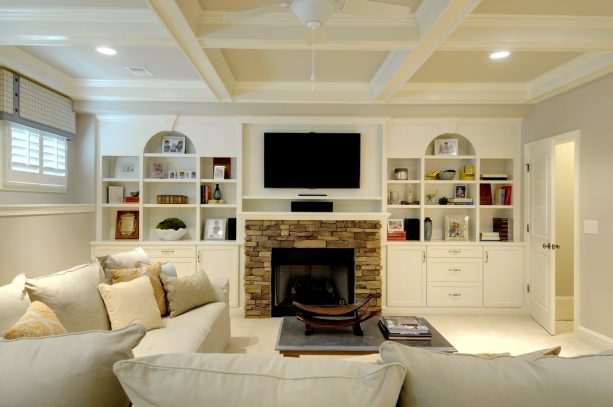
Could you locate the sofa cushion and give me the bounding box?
[98,276,163,331]
[0,324,145,407]
[132,301,227,357]
[25,258,110,332]
[0,273,31,332]
[112,262,167,316]
[114,353,407,407]
[380,341,613,407]
[2,301,67,339]
[160,270,217,318]
[101,247,149,283]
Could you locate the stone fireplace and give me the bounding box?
[244,219,382,318]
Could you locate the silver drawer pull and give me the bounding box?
[448,268,462,273]
[161,249,175,255]
[448,293,462,297]
[448,250,461,255]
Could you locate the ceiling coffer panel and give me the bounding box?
[0,68,75,139]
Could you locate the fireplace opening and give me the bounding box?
[271,248,355,317]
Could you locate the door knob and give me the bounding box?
[542,243,551,249]
[552,244,560,250]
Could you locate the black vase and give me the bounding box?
[213,184,222,200]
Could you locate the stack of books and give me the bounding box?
[493,217,512,241]
[387,230,406,241]
[480,183,493,205]
[379,316,432,341]
[449,198,473,205]
[480,173,509,180]
[494,185,513,205]
[480,231,500,241]
[424,170,440,180]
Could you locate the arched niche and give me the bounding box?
[425,133,476,156]
[144,130,196,154]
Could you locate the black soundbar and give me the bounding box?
[291,201,333,212]
[298,193,327,197]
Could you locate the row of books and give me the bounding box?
[379,316,432,341]
[480,184,512,205]
[387,231,406,241]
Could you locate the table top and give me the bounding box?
[275,316,457,354]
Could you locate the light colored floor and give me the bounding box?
[224,311,602,358]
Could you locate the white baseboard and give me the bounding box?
[576,325,613,350]
[556,296,574,321]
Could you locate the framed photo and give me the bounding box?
[168,171,176,179]
[454,185,467,199]
[213,165,225,180]
[115,211,139,239]
[445,215,469,241]
[435,139,458,156]
[114,157,139,179]
[161,135,185,154]
[178,170,186,179]
[190,171,197,179]
[387,218,404,232]
[204,218,226,240]
[108,186,124,204]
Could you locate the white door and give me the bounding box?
[198,245,239,307]
[483,247,523,307]
[386,246,426,307]
[525,139,556,334]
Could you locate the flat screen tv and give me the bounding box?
[264,132,361,189]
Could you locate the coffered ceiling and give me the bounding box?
[0,0,612,106]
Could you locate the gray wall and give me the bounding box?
[522,73,613,339]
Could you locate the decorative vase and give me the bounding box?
[406,185,413,204]
[424,217,432,241]
[213,184,222,200]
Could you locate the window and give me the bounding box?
[2,121,67,192]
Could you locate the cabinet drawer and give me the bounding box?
[144,246,196,258]
[427,259,482,282]
[427,283,483,307]
[428,246,482,258]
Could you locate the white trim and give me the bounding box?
[576,326,613,350]
[555,296,574,321]
[238,212,391,221]
[0,204,95,217]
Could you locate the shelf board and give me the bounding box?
[480,205,514,209]
[387,205,420,209]
[101,204,140,209]
[201,204,237,208]
[424,205,476,209]
[143,204,197,208]
[143,153,199,158]
[425,155,476,160]
[423,180,476,184]
[201,178,238,183]
[143,178,197,183]
[479,180,514,184]
[387,180,421,184]
[102,178,140,183]
[242,195,382,201]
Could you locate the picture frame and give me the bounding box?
[151,162,165,178]
[454,184,467,199]
[445,215,469,241]
[204,218,226,240]
[178,170,186,179]
[191,171,197,179]
[114,156,139,179]
[387,218,404,233]
[108,186,124,204]
[213,165,225,180]
[161,135,185,154]
[115,210,139,239]
[435,139,458,156]
[168,171,176,179]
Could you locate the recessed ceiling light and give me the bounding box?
[489,50,510,60]
[96,47,117,56]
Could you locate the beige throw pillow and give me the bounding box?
[0,324,145,407]
[380,341,613,407]
[2,301,67,339]
[98,276,163,331]
[112,262,167,316]
[160,270,217,318]
[114,353,407,407]
[0,274,31,332]
[25,258,110,332]
[101,247,149,283]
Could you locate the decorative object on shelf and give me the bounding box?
[438,196,449,205]
[454,185,467,199]
[404,218,420,241]
[114,157,138,179]
[481,173,509,180]
[445,215,469,241]
[155,218,187,241]
[387,219,406,241]
[406,184,414,203]
[213,157,232,179]
[425,190,438,205]
[460,165,475,180]
[115,211,139,240]
[434,138,458,156]
[213,184,222,200]
[150,162,165,178]
[480,231,500,241]
[493,217,511,241]
[156,195,188,204]
[389,190,400,205]
[191,171,197,179]
[124,191,139,203]
[213,165,225,180]
[161,134,185,154]
[168,171,176,179]
[393,168,408,180]
[438,170,456,180]
[424,217,432,241]
[108,186,124,204]
[424,170,440,180]
[205,218,226,240]
[178,170,186,179]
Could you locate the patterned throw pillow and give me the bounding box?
[112,263,167,316]
[2,301,67,340]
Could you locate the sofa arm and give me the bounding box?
[209,276,229,304]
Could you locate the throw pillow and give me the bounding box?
[100,247,149,283]
[98,276,163,331]
[138,260,177,278]
[114,353,407,407]
[160,270,217,318]
[0,324,145,407]
[0,273,31,332]
[112,262,167,316]
[25,258,110,332]
[380,341,613,407]
[2,301,67,339]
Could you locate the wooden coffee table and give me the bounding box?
[275,316,456,357]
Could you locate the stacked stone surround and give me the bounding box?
[244,219,382,318]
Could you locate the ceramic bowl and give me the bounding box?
[438,170,456,180]
[155,228,187,241]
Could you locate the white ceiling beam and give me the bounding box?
[72,79,216,102]
[390,83,528,104]
[146,0,232,102]
[231,82,373,104]
[370,0,482,103]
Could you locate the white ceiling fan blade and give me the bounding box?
[224,2,290,20]
[341,0,410,20]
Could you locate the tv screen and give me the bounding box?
[264,132,361,189]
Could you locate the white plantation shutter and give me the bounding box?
[3,121,67,191]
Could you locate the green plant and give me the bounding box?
[156,218,186,230]
[425,190,438,205]
[438,196,449,205]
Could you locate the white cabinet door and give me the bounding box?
[483,247,524,307]
[198,245,239,308]
[386,245,426,307]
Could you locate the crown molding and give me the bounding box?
[0,204,95,218]
[391,83,528,104]
[73,79,216,102]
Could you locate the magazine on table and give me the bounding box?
[380,316,431,335]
